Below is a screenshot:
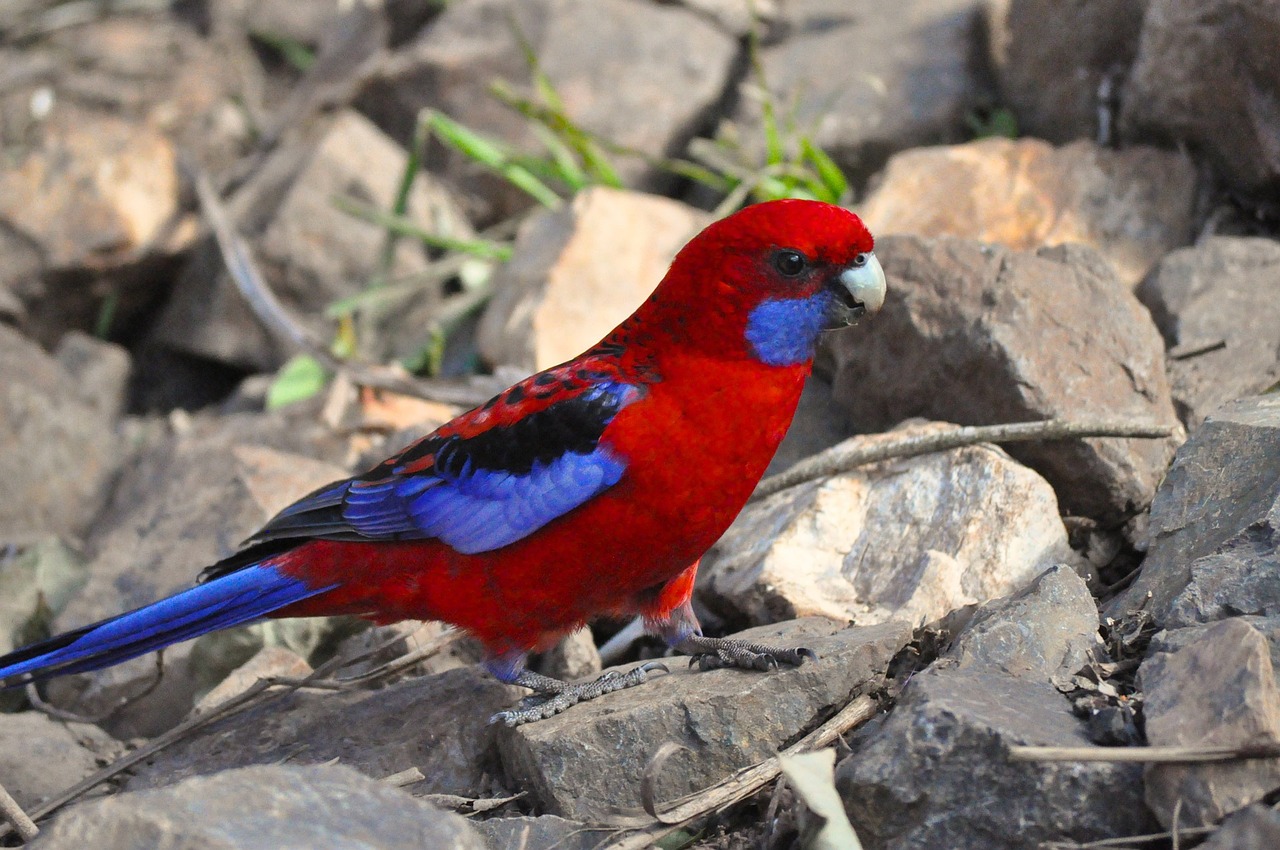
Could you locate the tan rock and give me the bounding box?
[192,645,312,715]
[478,187,709,370]
[858,137,1195,286]
[700,437,1080,628]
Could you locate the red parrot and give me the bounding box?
[0,199,884,724]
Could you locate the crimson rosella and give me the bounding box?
[0,199,885,724]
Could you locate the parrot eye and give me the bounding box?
[852,252,869,267]
[773,249,808,277]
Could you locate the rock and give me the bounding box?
[39,764,488,850]
[499,618,910,822]
[152,109,469,371]
[1107,394,1280,628]
[672,0,781,36]
[535,626,601,683]
[1198,804,1280,850]
[473,815,614,850]
[1140,618,1280,828]
[126,667,516,800]
[700,435,1078,629]
[46,429,350,739]
[357,0,738,220]
[858,137,1196,286]
[0,539,87,657]
[191,646,312,715]
[0,326,129,541]
[1120,0,1280,197]
[984,0,1145,142]
[945,564,1099,684]
[828,234,1181,521]
[1137,237,1280,427]
[764,375,849,477]
[836,668,1152,849]
[726,0,986,185]
[0,711,118,810]
[477,187,708,370]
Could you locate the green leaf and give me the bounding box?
[800,137,850,203]
[266,354,330,409]
[250,30,316,72]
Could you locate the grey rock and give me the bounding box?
[0,711,118,810]
[36,764,487,850]
[535,626,601,683]
[1137,237,1280,428]
[1120,0,1280,197]
[0,539,87,658]
[474,815,614,850]
[701,436,1078,629]
[837,668,1152,849]
[985,0,1145,143]
[728,0,985,185]
[499,618,910,823]
[764,375,849,477]
[0,325,129,541]
[358,0,737,220]
[1198,804,1280,850]
[828,234,1181,521]
[1141,618,1280,827]
[1107,394,1280,628]
[946,564,1099,683]
[127,667,515,799]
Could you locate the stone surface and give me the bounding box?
[0,539,87,658]
[984,0,1146,143]
[858,137,1196,286]
[828,234,1181,521]
[0,711,118,809]
[45,422,350,739]
[127,667,515,799]
[153,109,468,371]
[39,764,488,850]
[191,646,312,715]
[535,626,601,683]
[701,435,1077,629]
[1137,237,1280,427]
[764,375,849,477]
[358,0,738,220]
[728,0,986,184]
[836,668,1151,849]
[500,618,910,823]
[477,187,708,370]
[1140,618,1280,827]
[1120,0,1280,197]
[1199,804,1280,850]
[944,564,1099,684]
[1107,394,1280,628]
[473,815,615,850]
[0,326,129,541]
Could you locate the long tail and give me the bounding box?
[0,565,332,688]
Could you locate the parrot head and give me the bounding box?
[655,199,886,367]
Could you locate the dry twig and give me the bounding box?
[752,418,1176,502]
[0,780,38,843]
[1009,743,1280,763]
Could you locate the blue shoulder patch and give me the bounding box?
[744,292,833,366]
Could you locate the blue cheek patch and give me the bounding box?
[745,292,832,366]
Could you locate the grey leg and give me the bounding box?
[490,662,669,727]
[672,634,818,671]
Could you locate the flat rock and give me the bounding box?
[358,0,738,220]
[858,137,1196,286]
[944,564,1099,684]
[828,234,1181,521]
[727,0,985,184]
[1198,804,1280,850]
[701,436,1077,629]
[836,667,1151,849]
[477,187,708,370]
[473,815,614,850]
[1140,618,1280,827]
[0,327,129,541]
[153,109,468,371]
[500,618,910,823]
[984,0,1145,142]
[1137,237,1280,427]
[1107,394,1280,628]
[127,667,515,799]
[0,711,118,810]
[38,764,487,850]
[1120,0,1280,197]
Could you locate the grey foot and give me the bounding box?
[491,661,669,727]
[674,634,818,672]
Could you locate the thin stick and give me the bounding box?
[0,781,38,843]
[752,419,1175,502]
[604,695,878,847]
[1044,824,1218,849]
[1009,743,1280,763]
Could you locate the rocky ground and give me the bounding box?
[1,0,1279,848]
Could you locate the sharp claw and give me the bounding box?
[797,647,819,662]
[639,660,670,676]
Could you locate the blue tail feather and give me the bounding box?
[0,565,333,687]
